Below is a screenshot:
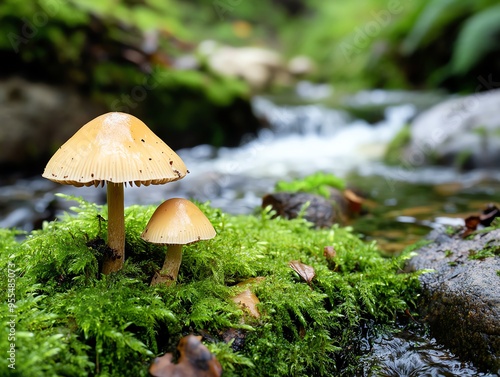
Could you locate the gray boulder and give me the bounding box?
[406,228,500,373]
[402,89,500,169]
[0,77,105,174]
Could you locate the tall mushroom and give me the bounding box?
[42,112,188,274]
[141,198,216,286]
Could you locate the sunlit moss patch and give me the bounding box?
[0,196,421,376]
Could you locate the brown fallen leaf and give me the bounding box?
[465,215,481,229]
[289,260,315,284]
[461,204,500,238]
[232,289,261,319]
[149,335,222,377]
[323,246,338,271]
[343,189,364,215]
[223,278,264,351]
[232,277,264,319]
[323,246,336,260]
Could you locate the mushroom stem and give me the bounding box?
[102,182,125,274]
[151,244,183,286]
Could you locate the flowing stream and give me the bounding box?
[2,85,500,375]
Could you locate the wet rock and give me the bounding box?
[341,89,445,124]
[402,89,500,169]
[262,191,346,228]
[406,228,500,373]
[360,329,490,376]
[0,77,106,175]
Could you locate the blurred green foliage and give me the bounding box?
[0,0,256,149]
[179,0,500,91]
[1,0,498,123]
[279,0,500,90]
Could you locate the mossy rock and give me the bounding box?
[399,90,500,170]
[406,228,500,373]
[0,196,421,376]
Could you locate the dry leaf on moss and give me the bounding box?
[323,246,336,260]
[232,289,261,319]
[149,335,222,377]
[323,246,338,271]
[289,260,315,284]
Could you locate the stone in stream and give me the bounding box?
[406,228,500,373]
[261,190,348,228]
[401,88,500,170]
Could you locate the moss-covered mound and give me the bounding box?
[0,196,420,376]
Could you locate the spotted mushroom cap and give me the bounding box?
[42,112,188,187]
[141,198,216,245]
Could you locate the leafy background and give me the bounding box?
[1,0,499,97]
[0,0,498,172]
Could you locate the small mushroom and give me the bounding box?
[141,198,216,286]
[42,112,188,274]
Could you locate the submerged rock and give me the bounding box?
[406,228,500,373]
[402,89,500,170]
[0,77,106,175]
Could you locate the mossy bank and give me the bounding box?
[0,195,421,376]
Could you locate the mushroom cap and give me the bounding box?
[141,198,216,245]
[42,112,188,187]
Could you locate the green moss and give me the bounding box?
[383,124,412,166]
[471,218,500,236]
[0,196,421,376]
[464,236,500,260]
[468,245,500,260]
[275,172,346,197]
[445,226,458,236]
